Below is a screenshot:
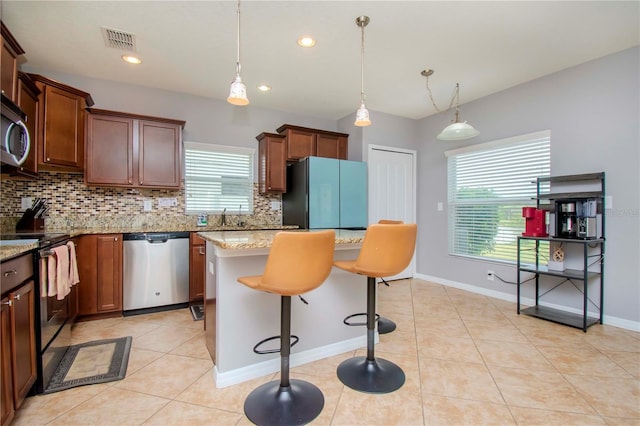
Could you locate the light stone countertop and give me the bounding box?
[198,229,366,250]
[1,225,299,261]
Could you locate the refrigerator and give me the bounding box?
[283,156,367,229]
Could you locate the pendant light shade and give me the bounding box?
[421,70,479,141]
[354,16,371,127]
[227,0,249,106]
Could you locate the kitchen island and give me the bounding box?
[198,229,368,388]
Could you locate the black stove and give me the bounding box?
[0,232,70,248]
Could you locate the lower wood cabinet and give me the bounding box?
[0,279,36,426]
[77,234,123,316]
[189,233,205,302]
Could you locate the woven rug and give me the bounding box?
[44,336,132,394]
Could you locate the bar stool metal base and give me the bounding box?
[377,317,396,334]
[337,356,405,394]
[244,379,324,426]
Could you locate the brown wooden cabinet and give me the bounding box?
[256,132,286,193]
[27,74,93,172]
[1,296,15,426]
[189,233,205,302]
[85,109,185,189]
[13,73,40,178]
[0,252,37,425]
[276,124,348,162]
[1,22,25,104]
[77,234,123,316]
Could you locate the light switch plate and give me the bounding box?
[270,201,281,211]
[143,200,152,211]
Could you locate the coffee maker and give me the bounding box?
[555,201,577,238]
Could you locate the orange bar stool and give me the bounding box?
[375,219,404,334]
[238,230,335,425]
[334,223,417,393]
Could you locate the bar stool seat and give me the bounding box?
[238,230,335,426]
[333,223,417,394]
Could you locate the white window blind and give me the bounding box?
[184,142,254,214]
[446,131,550,263]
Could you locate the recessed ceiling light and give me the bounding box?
[297,36,316,48]
[257,85,272,92]
[121,55,142,64]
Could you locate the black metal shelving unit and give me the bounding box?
[516,172,605,332]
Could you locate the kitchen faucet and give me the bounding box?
[220,208,226,226]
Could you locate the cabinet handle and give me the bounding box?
[0,90,4,95]
[198,247,205,255]
[1,300,12,307]
[46,157,50,162]
[128,180,132,184]
[114,237,118,241]
[3,270,17,277]
[14,294,21,301]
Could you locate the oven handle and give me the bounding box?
[39,241,74,258]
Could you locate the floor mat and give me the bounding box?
[44,336,132,394]
[190,304,204,321]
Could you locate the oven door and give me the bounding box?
[38,247,69,351]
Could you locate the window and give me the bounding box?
[446,130,550,263]
[184,142,254,214]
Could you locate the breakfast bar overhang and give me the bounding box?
[198,229,369,388]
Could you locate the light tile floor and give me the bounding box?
[13,279,640,425]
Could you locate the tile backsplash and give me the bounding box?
[0,172,281,231]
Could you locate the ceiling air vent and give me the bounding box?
[101,27,136,52]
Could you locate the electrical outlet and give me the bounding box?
[143,200,152,211]
[21,197,33,211]
[487,270,495,281]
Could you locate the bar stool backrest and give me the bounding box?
[354,224,417,278]
[259,230,336,296]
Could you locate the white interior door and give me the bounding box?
[368,145,417,279]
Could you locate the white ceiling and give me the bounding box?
[2,1,638,121]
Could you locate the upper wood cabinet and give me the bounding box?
[14,73,40,178]
[256,132,286,193]
[276,124,348,161]
[1,22,25,104]
[85,109,185,189]
[28,74,94,172]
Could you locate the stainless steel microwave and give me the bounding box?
[1,94,31,167]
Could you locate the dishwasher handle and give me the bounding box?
[148,238,168,244]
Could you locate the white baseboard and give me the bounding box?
[414,273,640,333]
[213,335,367,388]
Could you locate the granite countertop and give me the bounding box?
[1,224,299,261]
[198,229,366,250]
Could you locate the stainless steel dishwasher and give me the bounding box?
[122,232,189,314]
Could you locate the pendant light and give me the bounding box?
[421,69,479,141]
[354,16,371,127]
[227,0,249,106]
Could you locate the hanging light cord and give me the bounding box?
[359,20,366,103]
[425,75,458,113]
[235,0,241,75]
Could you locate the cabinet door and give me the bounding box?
[9,281,36,410]
[189,244,205,302]
[15,75,39,177]
[0,36,18,102]
[85,114,134,186]
[39,85,85,170]
[76,235,98,316]
[0,298,15,426]
[316,134,348,160]
[259,134,286,193]
[96,235,123,312]
[137,120,182,188]
[285,128,315,161]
